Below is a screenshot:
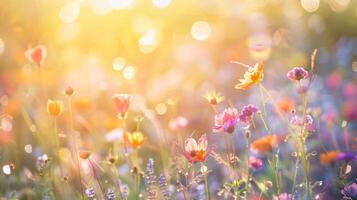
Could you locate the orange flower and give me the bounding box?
[250,135,278,154]
[47,100,63,116]
[24,45,47,67]
[124,131,144,149]
[79,150,91,159]
[234,62,264,90]
[278,97,295,113]
[183,134,209,163]
[320,151,340,165]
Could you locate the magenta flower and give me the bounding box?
[238,104,259,123]
[290,114,315,132]
[213,108,238,134]
[287,67,309,81]
[249,156,263,169]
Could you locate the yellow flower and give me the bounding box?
[124,131,145,149]
[204,90,225,105]
[234,62,264,90]
[47,100,63,116]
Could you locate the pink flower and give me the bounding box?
[249,156,263,169]
[213,108,238,133]
[24,45,47,67]
[290,114,315,132]
[238,104,259,123]
[112,94,131,119]
[287,67,308,81]
[169,116,188,131]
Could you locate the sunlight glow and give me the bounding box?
[59,2,80,23]
[113,57,126,71]
[152,0,172,8]
[123,66,136,80]
[301,0,320,13]
[191,21,211,41]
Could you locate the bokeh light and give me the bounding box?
[191,21,211,41]
[0,38,4,55]
[152,0,172,8]
[59,2,80,23]
[155,103,167,115]
[123,66,136,80]
[112,57,126,71]
[301,0,320,13]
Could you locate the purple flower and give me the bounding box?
[273,193,293,200]
[213,108,239,133]
[290,114,315,132]
[238,104,259,123]
[337,153,357,161]
[341,181,357,200]
[85,187,96,198]
[146,158,157,200]
[287,67,309,81]
[106,188,116,200]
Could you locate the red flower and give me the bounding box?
[112,94,131,119]
[24,45,47,67]
[183,134,211,163]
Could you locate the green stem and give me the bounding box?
[202,163,210,200]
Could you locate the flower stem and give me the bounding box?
[202,163,210,200]
[89,158,104,197]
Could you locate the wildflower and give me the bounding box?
[320,151,340,165]
[79,150,91,159]
[287,67,308,81]
[213,108,238,133]
[290,114,315,132]
[205,90,225,105]
[249,156,263,169]
[158,174,170,200]
[47,100,63,116]
[273,193,293,200]
[106,188,116,200]
[183,134,210,163]
[278,97,295,113]
[341,180,357,200]
[112,94,131,119]
[146,158,157,200]
[234,62,264,90]
[238,104,259,123]
[250,135,278,154]
[24,45,47,66]
[124,131,145,149]
[36,154,49,171]
[65,86,74,96]
[337,152,357,161]
[169,116,188,131]
[85,187,96,198]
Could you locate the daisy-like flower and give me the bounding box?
[24,45,47,67]
[287,67,309,81]
[112,94,131,119]
[205,90,225,105]
[290,114,315,132]
[47,100,63,116]
[213,108,238,133]
[320,151,340,165]
[238,104,259,123]
[124,131,145,149]
[234,62,264,90]
[183,134,211,163]
[250,135,278,154]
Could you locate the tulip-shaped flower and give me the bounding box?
[183,134,211,163]
[213,108,239,133]
[112,94,131,119]
[124,131,144,149]
[24,45,47,67]
[47,100,63,116]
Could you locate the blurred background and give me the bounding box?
[0,0,356,199]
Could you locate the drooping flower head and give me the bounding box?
[234,62,264,90]
[320,151,340,165]
[341,180,357,200]
[205,90,225,106]
[287,67,309,81]
[124,131,145,149]
[24,45,47,67]
[112,94,131,119]
[183,134,211,163]
[250,135,278,154]
[47,99,63,117]
[213,108,238,133]
[290,114,315,132]
[238,104,259,123]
